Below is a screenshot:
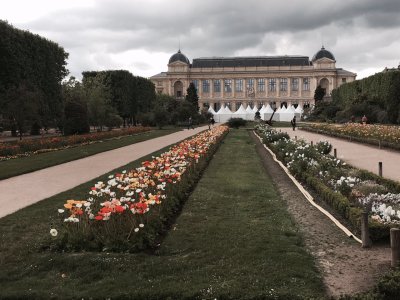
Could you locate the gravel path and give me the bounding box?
[0,127,208,219]
[251,131,391,297]
[279,127,400,182]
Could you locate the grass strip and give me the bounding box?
[0,128,180,180]
[0,129,324,299]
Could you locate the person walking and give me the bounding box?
[362,115,368,125]
[208,116,215,129]
[187,116,194,130]
[291,116,296,131]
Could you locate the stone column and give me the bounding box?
[277,78,281,98]
[197,79,202,98]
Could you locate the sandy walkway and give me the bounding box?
[279,127,400,182]
[0,127,208,219]
[251,132,391,296]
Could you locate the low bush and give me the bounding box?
[227,117,247,128]
[0,126,152,159]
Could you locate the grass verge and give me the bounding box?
[0,128,180,180]
[0,129,325,299]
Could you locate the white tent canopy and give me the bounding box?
[272,106,282,121]
[262,104,275,121]
[279,105,295,122]
[245,105,255,120]
[214,105,233,123]
[208,106,217,115]
[258,105,266,114]
[233,104,247,119]
[294,105,303,119]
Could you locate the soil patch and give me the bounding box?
[250,131,391,297]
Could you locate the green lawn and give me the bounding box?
[0,129,325,299]
[0,128,180,180]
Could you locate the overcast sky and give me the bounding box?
[1,0,400,80]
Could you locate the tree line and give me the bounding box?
[1,21,204,138]
[0,20,68,138]
[309,71,400,124]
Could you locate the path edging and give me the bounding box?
[253,130,362,244]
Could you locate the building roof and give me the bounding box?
[169,50,190,64]
[191,56,311,68]
[312,46,335,61]
[336,68,356,76]
[150,72,167,79]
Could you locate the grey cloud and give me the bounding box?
[13,0,400,78]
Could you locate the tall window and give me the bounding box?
[246,78,254,90]
[202,80,210,93]
[291,78,299,91]
[280,78,288,91]
[214,79,221,93]
[303,78,310,91]
[192,80,199,91]
[257,78,265,92]
[269,78,276,92]
[235,79,243,92]
[224,79,232,93]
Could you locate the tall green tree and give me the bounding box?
[62,77,89,135]
[0,21,68,130]
[332,71,400,123]
[82,71,156,126]
[185,82,199,112]
[83,72,124,130]
[3,82,42,139]
[314,85,326,102]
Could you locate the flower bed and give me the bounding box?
[301,123,400,151]
[255,123,400,241]
[0,127,152,160]
[50,126,229,252]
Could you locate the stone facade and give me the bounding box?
[150,47,356,111]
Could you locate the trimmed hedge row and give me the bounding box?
[0,126,152,158]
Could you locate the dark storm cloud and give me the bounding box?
[18,0,400,78]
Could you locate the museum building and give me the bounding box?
[150,46,356,111]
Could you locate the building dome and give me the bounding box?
[169,50,190,64]
[312,46,335,61]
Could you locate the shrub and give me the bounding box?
[105,114,123,129]
[30,122,41,135]
[138,112,155,127]
[64,99,90,135]
[316,140,332,155]
[227,118,246,128]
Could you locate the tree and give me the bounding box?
[64,98,90,135]
[314,85,326,102]
[185,83,199,112]
[2,82,42,139]
[82,71,156,126]
[83,73,122,130]
[0,21,68,131]
[62,77,89,135]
